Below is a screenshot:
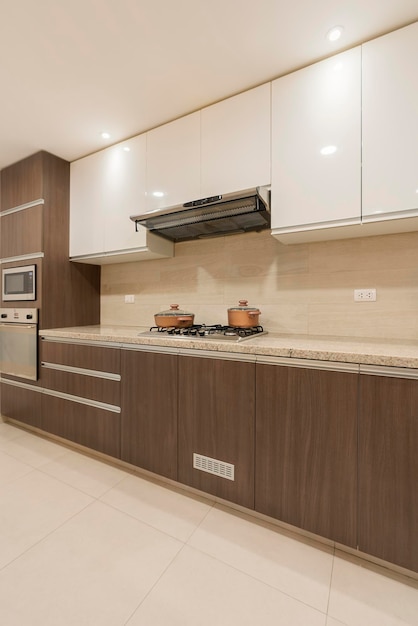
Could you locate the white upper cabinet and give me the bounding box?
[362,21,418,221]
[70,149,106,258]
[271,47,361,235]
[70,135,173,263]
[146,112,201,211]
[102,135,147,253]
[201,84,271,198]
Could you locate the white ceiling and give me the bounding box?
[0,0,417,170]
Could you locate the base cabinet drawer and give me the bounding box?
[41,394,121,458]
[0,381,42,428]
[41,365,120,405]
[41,340,120,374]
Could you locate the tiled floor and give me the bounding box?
[0,421,417,626]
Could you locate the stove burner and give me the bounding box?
[147,324,266,341]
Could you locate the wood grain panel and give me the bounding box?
[359,374,418,572]
[0,382,41,428]
[41,341,120,374]
[0,204,43,259]
[41,394,120,458]
[255,364,358,547]
[178,355,255,509]
[0,152,43,211]
[41,368,120,406]
[121,349,178,479]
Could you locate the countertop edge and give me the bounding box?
[38,326,418,371]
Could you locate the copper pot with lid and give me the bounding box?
[154,304,195,328]
[227,300,261,328]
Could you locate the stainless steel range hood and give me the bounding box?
[130,186,270,243]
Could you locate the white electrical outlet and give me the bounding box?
[124,294,135,304]
[354,288,376,302]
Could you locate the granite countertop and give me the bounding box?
[39,325,418,370]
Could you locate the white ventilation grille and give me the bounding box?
[193,453,235,481]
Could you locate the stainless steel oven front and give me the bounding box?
[0,308,38,380]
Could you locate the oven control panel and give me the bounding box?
[0,308,38,323]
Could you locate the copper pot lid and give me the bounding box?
[155,304,194,317]
[228,300,260,312]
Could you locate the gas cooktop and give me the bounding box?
[139,324,267,342]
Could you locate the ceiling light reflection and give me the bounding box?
[320,145,337,156]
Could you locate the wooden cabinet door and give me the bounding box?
[201,84,271,198]
[121,348,178,480]
[0,204,43,260]
[271,47,361,233]
[0,152,43,211]
[362,22,418,220]
[359,372,418,572]
[178,354,255,509]
[255,362,358,547]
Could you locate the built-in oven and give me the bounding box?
[0,308,38,380]
[2,264,36,301]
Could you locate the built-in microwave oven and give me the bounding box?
[2,265,36,301]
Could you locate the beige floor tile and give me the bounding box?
[188,504,333,612]
[0,421,26,442]
[40,449,127,498]
[100,473,214,542]
[127,545,327,626]
[0,470,92,569]
[328,552,418,626]
[0,431,68,468]
[326,618,348,626]
[0,449,33,487]
[0,500,182,626]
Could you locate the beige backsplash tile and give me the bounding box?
[101,229,418,340]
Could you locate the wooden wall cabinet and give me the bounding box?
[255,359,358,547]
[0,203,43,259]
[0,151,100,330]
[121,347,178,480]
[358,369,418,572]
[178,353,256,509]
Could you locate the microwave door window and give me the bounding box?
[5,273,25,294]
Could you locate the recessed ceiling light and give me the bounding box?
[101,132,111,139]
[123,146,130,152]
[152,191,165,198]
[327,26,344,42]
[320,145,337,156]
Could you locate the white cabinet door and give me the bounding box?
[70,150,106,257]
[146,111,201,211]
[70,135,173,263]
[271,47,361,233]
[201,84,271,198]
[102,135,147,253]
[362,22,418,221]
